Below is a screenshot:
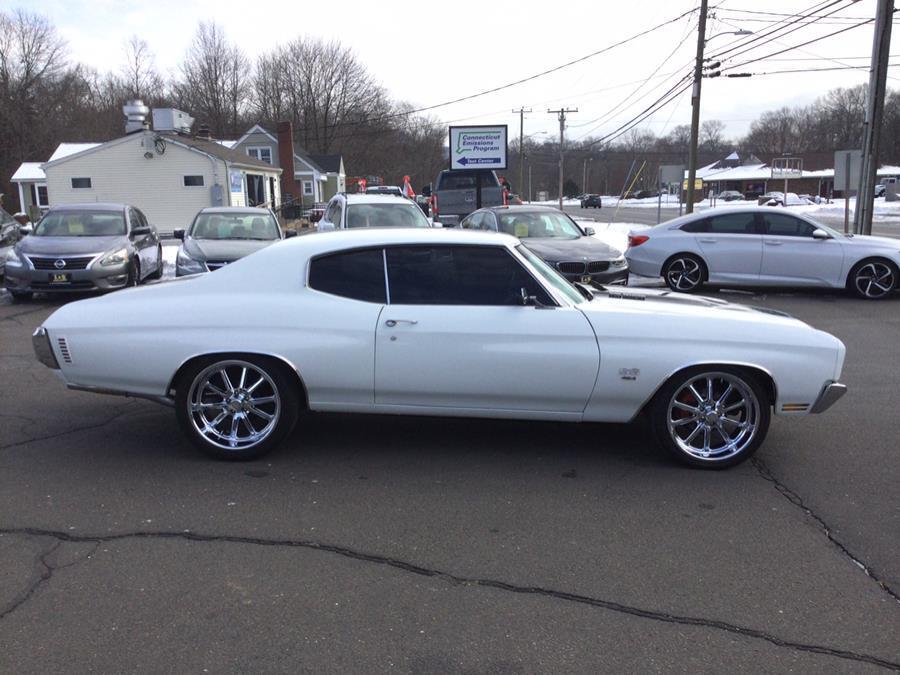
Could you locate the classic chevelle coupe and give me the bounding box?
[32,229,847,468]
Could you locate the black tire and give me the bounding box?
[9,290,33,302]
[147,246,164,280]
[175,355,301,461]
[847,258,898,300]
[662,253,706,293]
[126,260,140,287]
[650,366,771,469]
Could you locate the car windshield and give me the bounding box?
[515,244,583,304]
[346,203,431,228]
[190,212,280,240]
[498,212,582,239]
[33,210,126,236]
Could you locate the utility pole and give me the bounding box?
[513,107,532,195]
[582,157,592,194]
[549,108,577,210]
[685,0,709,214]
[854,0,894,235]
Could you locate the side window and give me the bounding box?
[332,202,343,228]
[308,249,386,303]
[385,245,552,306]
[680,218,709,233]
[461,213,483,229]
[128,208,141,229]
[323,201,337,223]
[707,213,757,234]
[764,213,816,237]
[481,212,498,231]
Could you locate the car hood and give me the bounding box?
[523,236,621,261]
[184,238,278,261]
[842,234,900,249]
[16,235,126,257]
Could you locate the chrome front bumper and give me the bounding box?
[810,381,847,414]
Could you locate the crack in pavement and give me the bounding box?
[1,527,896,670]
[752,457,900,604]
[0,305,54,323]
[0,402,138,452]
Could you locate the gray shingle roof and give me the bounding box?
[164,133,281,172]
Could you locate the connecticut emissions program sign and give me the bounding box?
[449,125,508,171]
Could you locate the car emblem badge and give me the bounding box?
[619,368,640,381]
[54,259,66,269]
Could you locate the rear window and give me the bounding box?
[437,171,499,190]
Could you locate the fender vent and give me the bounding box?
[57,337,72,364]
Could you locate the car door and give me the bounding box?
[374,244,600,414]
[760,213,845,286]
[317,199,339,232]
[128,208,153,278]
[692,211,763,283]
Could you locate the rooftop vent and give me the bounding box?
[123,100,150,134]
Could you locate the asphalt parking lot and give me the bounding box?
[1,283,898,672]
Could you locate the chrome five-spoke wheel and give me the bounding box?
[851,260,897,299]
[176,356,300,460]
[664,255,704,292]
[651,368,770,468]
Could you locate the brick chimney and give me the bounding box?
[277,121,300,203]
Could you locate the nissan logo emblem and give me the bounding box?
[54,259,66,269]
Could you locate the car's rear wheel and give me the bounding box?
[650,367,770,469]
[175,356,300,461]
[9,290,33,302]
[147,246,164,280]
[663,254,706,292]
[848,258,897,299]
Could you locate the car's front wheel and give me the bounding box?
[650,367,770,469]
[849,258,897,299]
[9,289,33,302]
[663,254,705,292]
[175,356,300,460]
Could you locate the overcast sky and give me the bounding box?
[22,0,899,145]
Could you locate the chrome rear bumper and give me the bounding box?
[810,381,847,414]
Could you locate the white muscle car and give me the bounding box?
[32,229,847,468]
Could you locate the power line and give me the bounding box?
[728,62,899,76]
[717,6,871,20]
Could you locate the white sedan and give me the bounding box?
[32,229,847,468]
[626,208,899,299]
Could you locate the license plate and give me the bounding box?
[50,273,71,283]
[581,275,591,284]
[465,191,474,203]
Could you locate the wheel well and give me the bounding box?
[662,252,708,280]
[641,363,777,416]
[167,352,309,409]
[845,256,900,289]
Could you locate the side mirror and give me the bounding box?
[19,225,32,236]
[131,226,151,236]
[519,287,551,308]
[583,226,596,236]
[284,230,297,238]
[173,229,185,241]
[812,228,832,240]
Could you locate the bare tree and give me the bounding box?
[121,35,164,100]
[174,22,249,137]
[700,119,728,155]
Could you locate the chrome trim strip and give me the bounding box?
[65,384,174,407]
[810,381,847,414]
[32,327,60,370]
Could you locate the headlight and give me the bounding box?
[100,248,128,266]
[610,255,627,267]
[176,249,207,274]
[5,248,24,266]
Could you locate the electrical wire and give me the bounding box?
[729,62,899,76]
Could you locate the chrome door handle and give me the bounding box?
[699,238,717,243]
[765,241,783,246]
[385,319,418,327]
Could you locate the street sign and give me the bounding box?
[834,150,863,192]
[659,164,684,185]
[449,125,508,171]
[682,178,703,190]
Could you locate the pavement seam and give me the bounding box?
[751,457,900,604]
[1,526,897,671]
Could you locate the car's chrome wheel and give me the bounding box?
[651,367,770,468]
[188,360,281,451]
[851,260,897,299]
[663,255,704,292]
[176,356,300,460]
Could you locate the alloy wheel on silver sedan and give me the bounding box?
[851,260,897,299]
[664,256,704,292]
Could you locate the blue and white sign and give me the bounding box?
[449,125,508,171]
[229,170,243,194]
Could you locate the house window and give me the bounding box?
[247,147,273,164]
[303,181,314,196]
[71,177,92,189]
[183,175,205,187]
[37,185,48,207]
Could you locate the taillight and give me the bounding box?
[431,194,438,217]
[628,234,649,247]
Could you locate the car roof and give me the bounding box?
[482,205,565,214]
[199,207,272,214]
[49,203,127,212]
[341,193,416,205]
[657,206,819,229]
